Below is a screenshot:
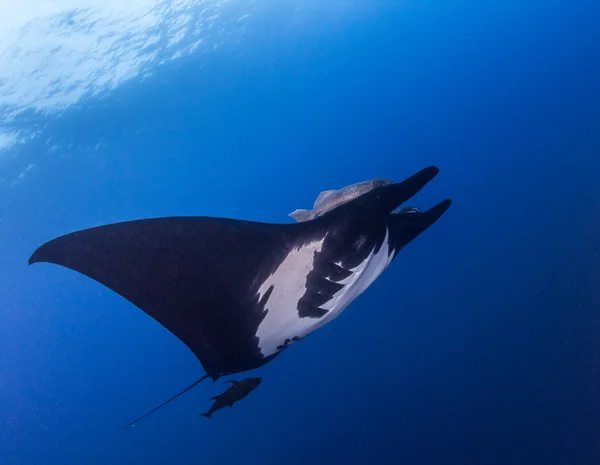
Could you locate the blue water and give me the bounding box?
[1,2,599,464]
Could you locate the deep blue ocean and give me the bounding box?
[1,1,599,464]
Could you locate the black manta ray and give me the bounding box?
[28,166,451,428]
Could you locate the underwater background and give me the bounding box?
[1,1,599,464]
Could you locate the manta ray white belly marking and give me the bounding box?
[255,238,326,356]
[255,228,394,357]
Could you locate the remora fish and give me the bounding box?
[289,178,392,222]
[198,377,262,419]
[28,166,452,428]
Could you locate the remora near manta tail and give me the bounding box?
[198,377,262,419]
[28,165,451,427]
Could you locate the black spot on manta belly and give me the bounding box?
[277,335,303,351]
[298,300,328,319]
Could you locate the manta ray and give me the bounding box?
[28,165,451,428]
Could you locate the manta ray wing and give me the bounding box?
[29,216,324,379]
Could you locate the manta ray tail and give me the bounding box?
[289,209,314,222]
[120,374,209,429]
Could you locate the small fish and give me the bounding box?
[198,377,262,419]
[289,178,392,222]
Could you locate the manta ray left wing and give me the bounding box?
[29,216,324,380]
